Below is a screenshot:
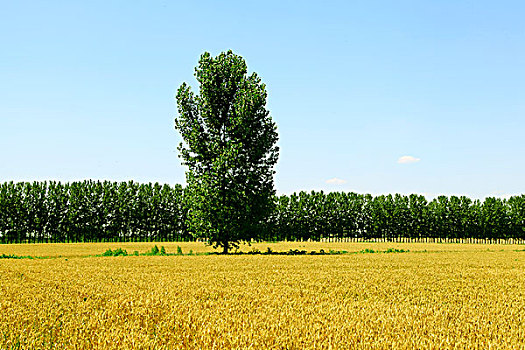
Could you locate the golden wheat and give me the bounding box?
[1,244,524,349]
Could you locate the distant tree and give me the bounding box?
[175,50,279,253]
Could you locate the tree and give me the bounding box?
[174,50,279,253]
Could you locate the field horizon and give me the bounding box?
[1,240,524,259]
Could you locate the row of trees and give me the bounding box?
[0,181,524,244]
[0,181,189,243]
[268,192,525,242]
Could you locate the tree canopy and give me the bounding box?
[174,50,279,253]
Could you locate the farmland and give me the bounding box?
[1,242,524,349]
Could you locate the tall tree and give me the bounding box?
[175,50,279,253]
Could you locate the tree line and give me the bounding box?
[0,181,524,244]
[0,181,189,243]
[268,191,525,243]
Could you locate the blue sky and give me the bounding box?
[1,0,524,199]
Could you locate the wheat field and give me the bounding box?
[1,243,524,349]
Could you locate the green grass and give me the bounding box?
[1,246,411,259]
[0,253,51,260]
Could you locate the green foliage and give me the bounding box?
[287,249,307,255]
[0,253,35,259]
[0,180,190,244]
[114,248,128,256]
[269,191,525,243]
[209,249,351,255]
[102,246,168,257]
[175,50,279,253]
[102,248,128,256]
[357,248,409,254]
[101,249,114,256]
[176,246,183,255]
[143,245,168,256]
[149,245,159,255]
[359,249,376,254]
[385,248,409,253]
[1,180,525,245]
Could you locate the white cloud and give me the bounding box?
[397,155,421,164]
[326,177,347,185]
